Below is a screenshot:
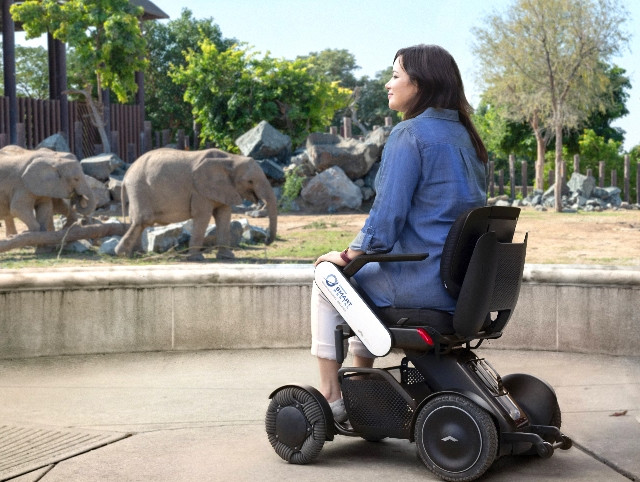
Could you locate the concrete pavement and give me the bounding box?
[0,348,638,482]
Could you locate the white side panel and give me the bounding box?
[314,262,392,357]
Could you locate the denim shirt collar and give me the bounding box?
[417,107,459,122]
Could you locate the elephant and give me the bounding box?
[0,146,97,234]
[115,148,278,260]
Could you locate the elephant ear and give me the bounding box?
[192,155,243,206]
[22,159,69,198]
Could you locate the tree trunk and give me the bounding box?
[0,223,129,253]
[554,120,563,213]
[530,112,546,191]
[66,87,111,153]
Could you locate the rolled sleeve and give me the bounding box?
[349,126,422,253]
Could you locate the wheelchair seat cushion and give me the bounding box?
[376,307,456,335]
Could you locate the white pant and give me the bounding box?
[310,283,375,361]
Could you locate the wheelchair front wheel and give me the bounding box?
[415,394,498,482]
[265,386,326,464]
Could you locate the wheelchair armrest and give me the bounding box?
[342,252,429,277]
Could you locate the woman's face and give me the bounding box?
[385,56,418,112]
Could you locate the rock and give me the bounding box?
[354,179,365,187]
[99,236,122,255]
[591,187,609,199]
[257,158,285,181]
[301,166,363,210]
[235,120,291,163]
[530,194,542,206]
[142,220,193,253]
[620,202,631,209]
[567,172,596,198]
[603,186,622,198]
[84,175,111,208]
[36,133,71,153]
[511,199,523,207]
[495,200,512,207]
[542,183,570,199]
[248,209,268,218]
[487,195,509,205]
[242,224,269,244]
[361,186,375,201]
[108,176,123,202]
[306,133,377,180]
[81,153,125,181]
[364,126,393,162]
[535,205,548,211]
[65,239,92,253]
[563,208,577,213]
[54,216,67,230]
[364,162,381,190]
[203,220,243,247]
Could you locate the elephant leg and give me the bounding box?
[187,215,209,262]
[4,217,17,236]
[35,201,54,232]
[115,223,146,258]
[213,205,235,260]
[10,192,41,232]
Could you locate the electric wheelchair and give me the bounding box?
[265,206,571,481]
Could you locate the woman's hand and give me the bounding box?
[314,248,365,267]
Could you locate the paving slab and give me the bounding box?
[0,348,637,482]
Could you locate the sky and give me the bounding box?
[17,0,640,151]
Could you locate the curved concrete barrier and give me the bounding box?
[0,264,638,359]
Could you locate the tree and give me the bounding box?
[0,44,49,98]
[298,49,359,88]
[473,0,629,211]
[171,41,350,151]
[12,0,147,153]
[143,8,235,139]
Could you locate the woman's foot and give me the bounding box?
[329,398,348,423]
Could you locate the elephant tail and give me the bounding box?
[121,183,127,223]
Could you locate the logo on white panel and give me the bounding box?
[324,274,353,311]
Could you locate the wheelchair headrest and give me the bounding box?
[440,206,520,299]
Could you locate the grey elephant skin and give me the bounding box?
[0,146,97,234]
[115,148,278,260]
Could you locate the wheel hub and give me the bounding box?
[275,405,309,449]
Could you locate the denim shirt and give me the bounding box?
[349,107,487,312]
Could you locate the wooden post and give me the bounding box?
[561,160,567,188]
[343,117,352,138]
[3,0,18,144]
[384,116,393,127]
[488,161,495,197]
[155,131,161,149]
[329,126,338,135]
[16,123,25,148]
[127,143,136,163]
[637,163,640,205]
[143,121,152,154]
[162,129,171,147]
[573,154,580,176]
[611,169,617,188]
[0,133,7,148]
[598,161,605,187]
[521,161,528,198]
[586,168,593,178]
[623,155,630,203]
[193,121,201,150]
[177,129,185,150]
[74,121,83,160]
[498,169,504,195]
[508,154,516,200]
[185,135,190,151]
[111,131,119,158]
[548,169,555,190]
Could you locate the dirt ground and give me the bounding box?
[2,206,639,266]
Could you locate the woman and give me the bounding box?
[312,44,488,422]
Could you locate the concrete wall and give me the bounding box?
[0,264,638,359]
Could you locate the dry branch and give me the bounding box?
[0,223,130,253]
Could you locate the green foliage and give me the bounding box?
[297,49,359,88]
[143,8,235,138]
[629,145,640,165]
[354,67,400,131]
[279,167,305,212]
[0,44,49,98]
[171,41,350,151]
[11,0,147,102]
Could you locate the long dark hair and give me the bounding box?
[394,44,488,164]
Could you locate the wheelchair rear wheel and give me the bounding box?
[415,394,497,482]
[265,386,326,464]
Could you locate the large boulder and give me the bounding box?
[36,133,71,153]
[142,220,193,253]
[257,158,285,181]
[235,121,291,163]
[202,220,244,247]
[306,133,377,180]
[301,166,363,210]
[364,126,392,162]
[84,175,111,208]
[108,176,123,202]
[567,172,596,198]
[81,153,125,181]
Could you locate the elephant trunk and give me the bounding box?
[256,182,278,245]
[72,178,97,216]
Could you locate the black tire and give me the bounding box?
[415,394,498,482]
[522,401,561,456]
[265,387,326,464]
